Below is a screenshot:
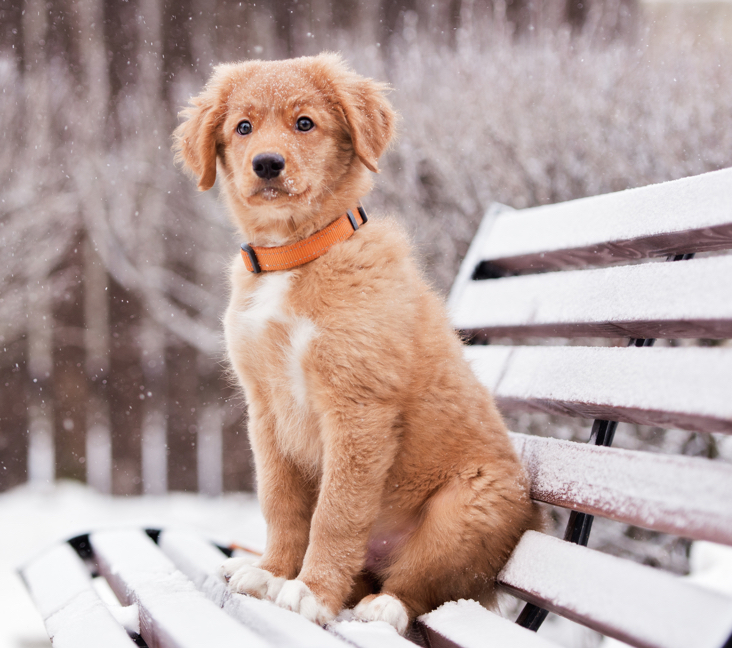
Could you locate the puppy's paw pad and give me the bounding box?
[221,560,284,600]
[275,580,334,625]
[353,594,409,635]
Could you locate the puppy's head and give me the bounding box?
[173,53,396,238]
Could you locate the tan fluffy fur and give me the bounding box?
[173,52,540,631]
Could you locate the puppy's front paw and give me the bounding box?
[221,558,285,601]
[353,594,409,635]
[275,579,335,626]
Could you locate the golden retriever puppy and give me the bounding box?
[173,53,539,634]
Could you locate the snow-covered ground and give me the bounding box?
[2,480,265,648]
[4,481,732,648]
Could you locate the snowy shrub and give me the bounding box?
[337,22,732,292]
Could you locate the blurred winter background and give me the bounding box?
[2,0,732,646]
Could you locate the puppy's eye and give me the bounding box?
[236,120,252,136]
[296,117,314,132]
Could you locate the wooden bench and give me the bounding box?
[20,167,732,648]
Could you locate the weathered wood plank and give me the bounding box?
[479,222,732,275]
[159,530,351,648]
[510,433,732,545]
[52,238,87,483]
[92,529,271,648]
[420,599,563,648]
[452,255,732,339]
[466,344,732,434]
[19,542,136,648]
[498,531,732,648]
[466,167,732,275]
[108,280,144,496]
[166,344,198,492]
[0,344,28,491]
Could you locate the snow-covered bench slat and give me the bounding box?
[510,433,732,546]
[330,620,421,648]
[465,344,732,434]
[459,167,732,276]
[420,599,563,648]
[19,542,137,648]
[158,530,367,648]
[91,529,272,648]
[451,255,732,339]
[497,531,732,648]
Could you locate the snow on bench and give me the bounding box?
[449,166,732,277]
[20,542,137,648]
[159,529,557,648]
[498,531,732,648]
[510,433,732,546]
[26,526,418,648]
[158,531,347,648]
[451,255,732,339]
[91,529,271,648]
[159,529,414,648]
[465,344,732,433]
[22,526,564,648]
[421,599,563,648]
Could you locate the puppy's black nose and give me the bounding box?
[252,153,285,179]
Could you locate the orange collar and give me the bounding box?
[240,206,367,273]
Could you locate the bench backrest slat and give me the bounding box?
[468,167,732,275]
[498,531,732,648]
[452,255,732,338]
[466,345,732,434]
[511,433,732,545]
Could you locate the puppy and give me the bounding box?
[173,53,539,634]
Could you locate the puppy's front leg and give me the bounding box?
[275,405,400,624]
[224,412,316,601]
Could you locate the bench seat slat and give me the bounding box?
[331,620,420,648]
[158,530,358,648]
[91,530,271,648]
[509,433,732,545]
[498,531,732,648]
[465,345,732,434]
[20,543,136,648]
[451,255,732,339]
[420,599,563,648]
[472,167,732,274]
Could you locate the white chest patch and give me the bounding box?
[287,318,317,409]
[237,272,292,335]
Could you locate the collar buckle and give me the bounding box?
[240,244,262,274]
[346,209,359,231]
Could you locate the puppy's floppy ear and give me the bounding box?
[173,70,230,191]
[330,60,396,173]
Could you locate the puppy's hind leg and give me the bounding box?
[364,465,539,629]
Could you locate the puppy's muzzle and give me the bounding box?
[253,153,285,180]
